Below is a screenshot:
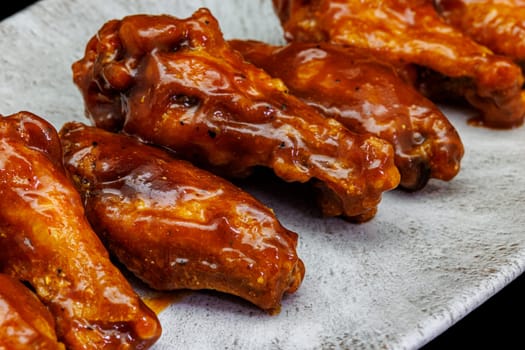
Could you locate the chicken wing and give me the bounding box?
[0,112,161,349]
[72,8,400,222]
[229,40,464,190]
[59,122,304,312]
[272,0,525,128]
[0,274,65,350]
[436,0,525,67]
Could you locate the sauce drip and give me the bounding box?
[143,291,191,314]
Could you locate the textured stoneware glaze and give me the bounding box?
[1,1,524,349]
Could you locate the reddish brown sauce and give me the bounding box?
[229,39,465,190]
[72,8,401,222]
[273,0,525,128]
[0,112,161,349]
[436,0,525,62]
[60,122,305,311]
[0,274,66,350]
[143,291,192,314]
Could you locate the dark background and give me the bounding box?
[1,1,524,349]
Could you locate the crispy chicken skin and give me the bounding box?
[72,8,400,222]
[0,274,65,350]
[436,0,525,66]
[0,112,161,349]
[229,40,464,190]
[59,122,305,312]
[272,0,525,128]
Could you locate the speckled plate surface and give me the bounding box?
[1,1,524,349]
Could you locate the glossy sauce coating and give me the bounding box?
[60,122,305,312]
[0,274,65,350]
[436,0,525,65]
[72,8,400,221]
[273,0,525,128]
[0,112,161,350]
[229,40,464,190]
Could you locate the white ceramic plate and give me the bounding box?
[1,1,524,349]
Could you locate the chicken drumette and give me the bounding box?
[273,0,525,128]
[60,122,304,312]
[229,40,464,190]
[0,274,65,350]
[0,112,161,350]
[72,8,400,222]
[436,0,525,68]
